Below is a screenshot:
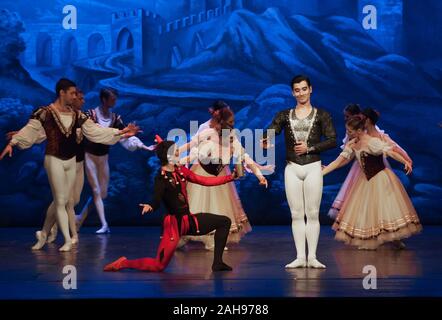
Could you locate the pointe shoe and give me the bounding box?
[46,225,58,243]
[285,258,307,269]
[96,225,110,234]
[59,241,73,252]
[31,231,47,250]
[71,235,79,245]
[104,256,127,272]
[307,258,326,269]
[212,262,233,272]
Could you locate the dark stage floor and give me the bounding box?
[0,226,441,299]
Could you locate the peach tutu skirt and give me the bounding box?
[185,164,251,244]
[332,168,422,249]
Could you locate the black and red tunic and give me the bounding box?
[149,165,234,236]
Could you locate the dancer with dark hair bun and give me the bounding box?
[323,115,421,250]
[328,106,412,219]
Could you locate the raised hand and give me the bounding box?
[0,144,13,160]
[139,203,153,215]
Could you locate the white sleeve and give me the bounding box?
[81,118,121,145]
[10,119,46,149]
[368,138,393,155]
[339,145,355,159]
[119,136,145,151]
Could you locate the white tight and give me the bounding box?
[43,155,77,244]
[284,161,323,260]
[43,161,84,237]
[85,152,110,227]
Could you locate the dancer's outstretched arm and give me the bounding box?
[322,140,355,176]
[368,137,412,175]
[112,116,150,152]
[382,134,413,165]
[81,115,140,144]
[177,128,213,156]
[230,135,268,187]
[386,150,413,175]
[1,118,46,159]
[179,166,235,186]
[322,155,352,176]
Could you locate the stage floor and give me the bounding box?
[0,226,441,299]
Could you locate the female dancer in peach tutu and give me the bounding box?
[322,115,421,250]
[328,106,412,219]
[178,104,268,249]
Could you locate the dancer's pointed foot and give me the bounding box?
[307,258,326,269]
[212,262,233,272]
[71,235,79,245]
[46,225,58,243]
[285,258,307,268]
[59,241,73,252]
[96,225,110,234]
[104,257,127,272]
[31,231,47,250]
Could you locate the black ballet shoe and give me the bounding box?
[212,262,233,272]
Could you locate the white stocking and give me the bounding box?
[284,161,325,268]
[44,155,76,251]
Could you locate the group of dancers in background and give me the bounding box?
[0,75,422,272]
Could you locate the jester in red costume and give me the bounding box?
[104,136,236,272]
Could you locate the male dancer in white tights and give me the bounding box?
[0,79,140,251]
[76,88,150,234]
[262,75,336,268]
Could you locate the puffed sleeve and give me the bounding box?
[367,137,392,155]
[10,119,46,149]
[81,118,121,145]
[339,144,355,159]
[10,107,48,149]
